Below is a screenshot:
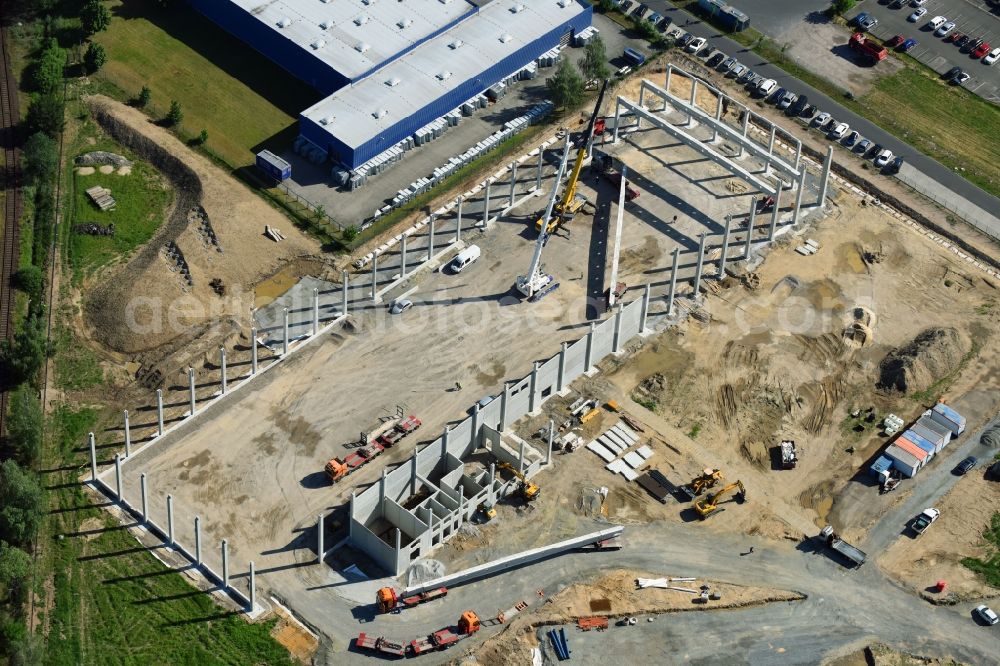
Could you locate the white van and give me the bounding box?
[449,244,481,273]
[756,78,777,98]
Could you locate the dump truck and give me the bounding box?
[324,442,385,482]
[848,32,887,62]
[376,415,422,447]
[779,440,798,469]
[375,586,448,614]
[819,525,867,567]
[355,632,407,658]
[410,611,481,655]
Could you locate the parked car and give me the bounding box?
[935,22,956,38]
[731,63,749,79]
[856,138,872,153]
[966,38,984,54]
[801,104,818,118]
[953,70,971,85]
[778,91,796,110]
[911,0,928,6]
[677,32,695,48]
[860,16,878,31]
[874,148,894,167]
[756,78,778,97]
[927,16,947,31]
[889,0,906,8]
[813,111,832,127]
[957,35,973,51]
[908,8,927,22]
[911,508,940,534]
[901,38,918,52]
[829,122,850,140]
[389,298,413,315]
[944,65,962,79]
[721,56,737,71]
[708,52,726,68]
[737,68,756,84]
[954,456,978,475]
[985,47,1000,65]
[667,27,684,42]
[887,34,905,48]
[952,33,967,47]
[974,605,999,625]
[888,155,905,173]
[844,131,860,147]
[973,42,991,59]
[853,12,870,27]
[769,86,787,104]
[686,36,707,53]
[866,143,883,158]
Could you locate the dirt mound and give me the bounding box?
[876,328,969,394]
[981,425,1000,448]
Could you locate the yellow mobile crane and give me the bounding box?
[694,480,746,520]
[497,462,541,502]
[535,79,609,234]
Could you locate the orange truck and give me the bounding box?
[409,611,481,655]
[849,32,887,62]
[376,586,448,613]
[324,442,385,483]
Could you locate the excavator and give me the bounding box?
[534,78,609,234]
[680,468,724,500]
[497,462,540,502]
[694,480,746,520]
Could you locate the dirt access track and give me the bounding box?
[81,96,319,379]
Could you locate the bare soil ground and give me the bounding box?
[462,568,804,666]
[268,603,319,664]
[878,472,1000,601]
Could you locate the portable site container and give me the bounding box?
[903,429,939,458]
[893,437,929,467]
[884,444,920,478]
[869,455,893,481]
[930,403,966,436]
[913,415,951,451]
[899,434,934,460]
[256,150,292,181]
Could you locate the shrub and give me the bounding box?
[83,42,107,74]
[0,461,43,546]
[165,100,183,127]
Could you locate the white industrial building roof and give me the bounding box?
[303,0,586,150]
[232,0,475,80]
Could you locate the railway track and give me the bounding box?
[0,25,23,437]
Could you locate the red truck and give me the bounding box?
[355,632,406,658]
[375,586,448,613]
[409,611,481,655]
[324,442,385,482]
[602,171,639,201]
[849,32,887,62]
[376,415,422,447]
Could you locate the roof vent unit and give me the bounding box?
[373,109,389,119]
[557,0,570,6]
[355,42,371,53]
[510,3,526,13]
[362,0,374,4]
[354,15,369,26]
[397,18,413,29]
[320,116,335,126]
[310,39,326,50]
[386,76,402,87]
[438,0,453,4]
[500,33,512,43]
[437,70,452,81]
[276,17,292,28]
[318,20,330,30]
[448,39,464,49]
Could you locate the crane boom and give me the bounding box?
[516,140,571,298]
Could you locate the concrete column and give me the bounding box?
[89,432,97,481]
[489,463,497,504]
[188,367,196,415]
[638,84,646,131]
[222,539,229,588]
[584,322,596,372]
[499,382,510,431]
[282,308,290,356]
[640,282,651,332]
[410,456,417,496]
[508,161,517,208]
[793,168,807,225]
[769,185,783,242]
[427,215,436,262]
[557,342,567,393]
[395,528,402,551]
[665,66,672,97]
[220,347,227,395]
[458,485,465,522]
[471,403,480,449]
[518,440,525,474]
[719,214,733,278]
[794,139,802,172]
[713,95,723,142]
[114,453,122,500]
[380,468,387,503]
[613,100,621,144]
[687,79,697,128]
[140,473,148,522]
[371,256,378,302]
[612,303,624,353]
[123,410,131,457]
[819,145,833,209]
[250,328,258,375]
[400,235,408,278]
[317,514,324,563]
[441,426,450,460]
[312,288,320,335]
[529,361,539,413]
[693,233,707,299]
[738,111,749,157]
[482,180,491,226]
[765,126,777,174]
[249,561,256,612]
[166,494,174,546]
[546,420,555,465]
[455,197,463,242]
[341,270,349,316]
[745,197,757,259]
[536,148,544,189]
[156,389,164,436]
[195,516,202,565]
[667,247,680,317]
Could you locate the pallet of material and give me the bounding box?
[635,445,653,461]
[85,185,116,211]
[599,434,626,455]
[637,471,671,503]
[606,459,638,481]
[586,440,616,463]
[612,423,639,443]
[604,429,633,452]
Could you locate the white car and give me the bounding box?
[928,15,947,30]
[985,47,1000,65]
[911,508,940,534]
[389,298,413,315]
[974,604,999,625]
[875,149,894,167]
[756,78,777,97]
[908,8,926,22]
[686,37,707,53]
[829,122,850,139]
[813,111,832,127]
[935,21,956,37]
[910,0,927,6]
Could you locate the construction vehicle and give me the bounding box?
[476,501,497,522]
[376,586,448,614]
[325,441,385,483]
[779,440,798,469]
[354,632,407,658]
[680,468,724,500]
[534,78,609,234]
[516,140,570,299]
[594,153,639,202]
[818,525,867,568]
[694,480,746,519]
[497,462,540,502]
[376,414,422,447]
[848,32,887,63]
[409,611,481,655]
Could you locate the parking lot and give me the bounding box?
[856,0,1000,102]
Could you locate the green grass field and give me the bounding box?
[94,0,318,169]
[962,512,1000,588]
[39,405,295,666]
[68,162,172,281]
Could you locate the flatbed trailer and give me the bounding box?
[820,526,867,567]
[355,632,406,658]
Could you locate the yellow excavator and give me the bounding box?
[535,78,609,234]
[497,462,540,502]
[694,480,746,520]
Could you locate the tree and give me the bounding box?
[21,132,58,186]
[83,42,106,74]
[6,387,42,467]
[198,128,208,145]
[12,267,44,304]
[597,0,614,12]
[0,312,47,386]
[0,461,42,546]
[27,38,64,94]
[342,225,359,242]
[546,58,585,110]
[25,93,64,137]
[579,35,610,82]
[0,542,31,590]
[81,0,111,35]
[165,100,183,127]
[136,85,151,108]
[827,0,856,17]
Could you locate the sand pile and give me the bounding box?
[877,327,969,394]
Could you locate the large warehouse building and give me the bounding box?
[190,0,592,171]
